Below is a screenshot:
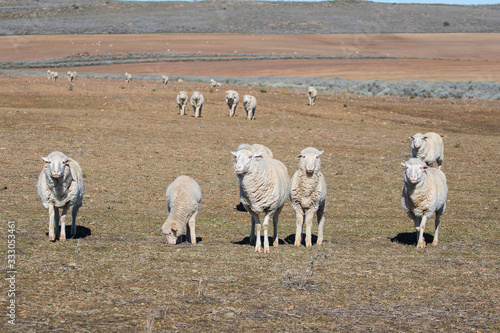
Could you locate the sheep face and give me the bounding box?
[231,149,262,174]
[402,158,428,184]
[42,153,69,179]
[297,148,323,175]
[162,221,179,245]
[409,133,425,149]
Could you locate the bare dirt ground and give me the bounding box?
[1,66,499,331]
[2,33,500,81]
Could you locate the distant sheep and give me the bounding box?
[67,71,77,82]
[409,132,444,169]
[242,95,257,120]
[37,151,85,241]
[307,86,318,106]
[210,79,217,88]
[176,91,189,115]
[290,147,327,247]
[125,73,132,84]
[225,90,239,117]
[190,91,204,118]
[52,71,59,81]
[401,158,448,248]
[162,75,169,86]
[47,70,52,81]
[231,143,290,253]
[162,175,202,245]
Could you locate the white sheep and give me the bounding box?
[190,91,204,118]
[125,72,132,84]
[290,147,327,247]
[307,86,318,106]
[231,144,290,253]
[162,175,202,245]
[409,132,444,169]
[216,82,222,88]
[162,75,169,86]
[210,79,217,88]
[401,158,448,249]
[242,94,257,120]
[52,71,59,81]
[37,151,85,241]
[67,71,77,82]
[225,90,239,117]
[47,70,53,81]
[176,91,189,115]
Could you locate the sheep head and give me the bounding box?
[42,152,70,179]
[402,158,428,185]
[296,147,323,175]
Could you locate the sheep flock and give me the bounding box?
[35,75,449,251]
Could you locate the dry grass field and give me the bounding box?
[1,67,499,331]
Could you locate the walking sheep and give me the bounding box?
[307,86,318,106]
[225,90,239,117]
[37,151,85,241]
[162,175,202,245]
[47,70,53,81]
[409,132,444,169]
[125,72,132,84]
[52,71,59,81]
[290,147,327,247]
[190,91,204,118]
[162,75,169,86]
[176,91,189,115]
[67,71,77,82]
[231,144,290,253]
[401,158,448,249]
[242,95,257,120]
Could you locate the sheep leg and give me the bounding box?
[262,213,271,253]
[437,155,444,170]
[294,210,304,247]
[417,216,428,249]
[60,207,69,241]
[249,215,256,245]
[71,206,79,238]
[414,216,421,232]
[304,209,315,247]
[254,216,262,253]
[272,207,282,247]
[433,209,443,246]
[48,205,57,241]
[317,203,326,246]
[188,210,198,244]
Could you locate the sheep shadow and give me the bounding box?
[390,232,434,246]
[178,235,203,244]
[235,202,247,212]
[283,233,319,246]
[233,236,286,246]
[46,225,91,240]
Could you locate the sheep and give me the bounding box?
[225,90,239,117]
[401,158,448,249]
[162,175,202,245]
[162,75,169,86]
[125,72,132,84]
[176,91,189,115]
[190,91,204,118]
[210,78,217,88]
[37,151,85,241]
[177,78,183,83]
[52,71,59,81]
[290,147,327,247]
[231,144,290,253]
[242,94,257,120]
[409,132,444,169]
[67,71,77,82]
[307,86,318,106]
[216,82,222,88]
[47,70,53,81]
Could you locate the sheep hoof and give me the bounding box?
[417,241,426,249]
[255,246,262,253]
[294,242,301,247]
[432,240,438,246]
[273,239,279,247]
[263,246,270,254]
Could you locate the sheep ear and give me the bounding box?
[296,154,303,159]
[408,136,414,141]
[254,151,264,159]
[318,150,324,156]
[231,151,237,157]
[42,156,49,163]
[401,162,406,167]
[63,158,71,165]
[423,136,428,140]
[170,222,178,231]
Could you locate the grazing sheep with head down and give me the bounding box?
[225,90,239,117]
[37,151,85,241]
[242,95,257,120]
[401,158,448,248]
[290,147,327,247]
[162,75,169,86]
[176,91,189,115]
[232,144,290,253]
[409,132,444,169]
[307,86,318,106]
[190,91,204,118]
[162,175,202,245]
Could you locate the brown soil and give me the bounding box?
[2,33,500,81]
